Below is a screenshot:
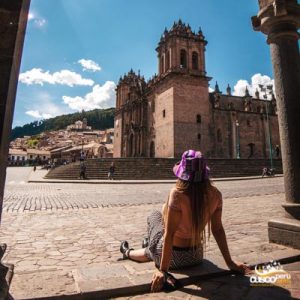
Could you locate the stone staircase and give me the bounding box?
[45,158,283,180]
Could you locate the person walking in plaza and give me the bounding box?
[275,144,280,158]
[79,150,85,162]
[120,150,250,292]
[79,162,86,180]
[108,162,115,180]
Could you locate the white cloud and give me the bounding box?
[26,110,52,119]
[19,68,94,87]
[233,73,275,99]
[28,12,35,21]
[233,79,249,96]
[78,59,101,72]
[209,87,214,93]
[63,81,116,111]
[24,92,71,121]
[34,19,46,27]
[27,12,46,27]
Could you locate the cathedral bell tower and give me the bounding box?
[149,20,212,158]
[156,19,208,78]
[114,70,147,157]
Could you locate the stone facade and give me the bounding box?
[114,20,280,158]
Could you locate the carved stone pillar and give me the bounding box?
[252,0,300,248]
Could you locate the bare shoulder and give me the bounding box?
[208,184,222,200]
[168,186,184,211]
[170,186,184,199]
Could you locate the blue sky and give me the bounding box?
[14,0,275,127]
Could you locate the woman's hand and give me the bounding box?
[151,270,164,293]
[227,260,251,274]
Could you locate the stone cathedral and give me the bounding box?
[114,20,280,159]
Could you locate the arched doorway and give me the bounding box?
[150,141,155,158]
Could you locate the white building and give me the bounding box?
[8,149,27,165]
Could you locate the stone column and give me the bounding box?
[252,0,300,248]
[0,1,30,295]
[0,0,30,222]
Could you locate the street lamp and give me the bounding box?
[258,84,274,170]
[236,119,240,159]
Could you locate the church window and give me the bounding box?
[247,119,251,126]
[163,109,166,118]
[180,49,187,68]
[217,129,222,143]
[192,52,199,70]
[197,133,201,141]
[161,55,165,73]
[196,114,201,123]
[166,50,170,70]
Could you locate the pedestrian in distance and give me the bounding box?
[262,166,275,178]
[79,162,86,180]
[275,145,280,158]
[119,149,250,293]
[79,151,85,162]
[108,162,115,180]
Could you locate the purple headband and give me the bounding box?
[173,150,210,182]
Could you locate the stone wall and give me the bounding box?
[209,90,280,159]
[173,76,211,157]
[153,85,174,157]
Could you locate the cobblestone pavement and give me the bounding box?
[1,167,298,299]
[1,194,299,298]
[3,167,284,212]
[1,193,289,271]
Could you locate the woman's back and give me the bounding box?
[164,183,222,248]
[119,150,250,292]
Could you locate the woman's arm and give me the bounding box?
[160,207,181,271]
[211,204,233,266]
[151,205,181,292]
[211,196,250,273]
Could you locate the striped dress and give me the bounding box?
[144,210,203,269]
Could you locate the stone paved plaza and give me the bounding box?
[4,167,284,212]
[0,168,299,299]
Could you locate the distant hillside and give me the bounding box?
[11,108,115,140]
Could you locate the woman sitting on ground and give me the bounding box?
[120,150,250,292]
